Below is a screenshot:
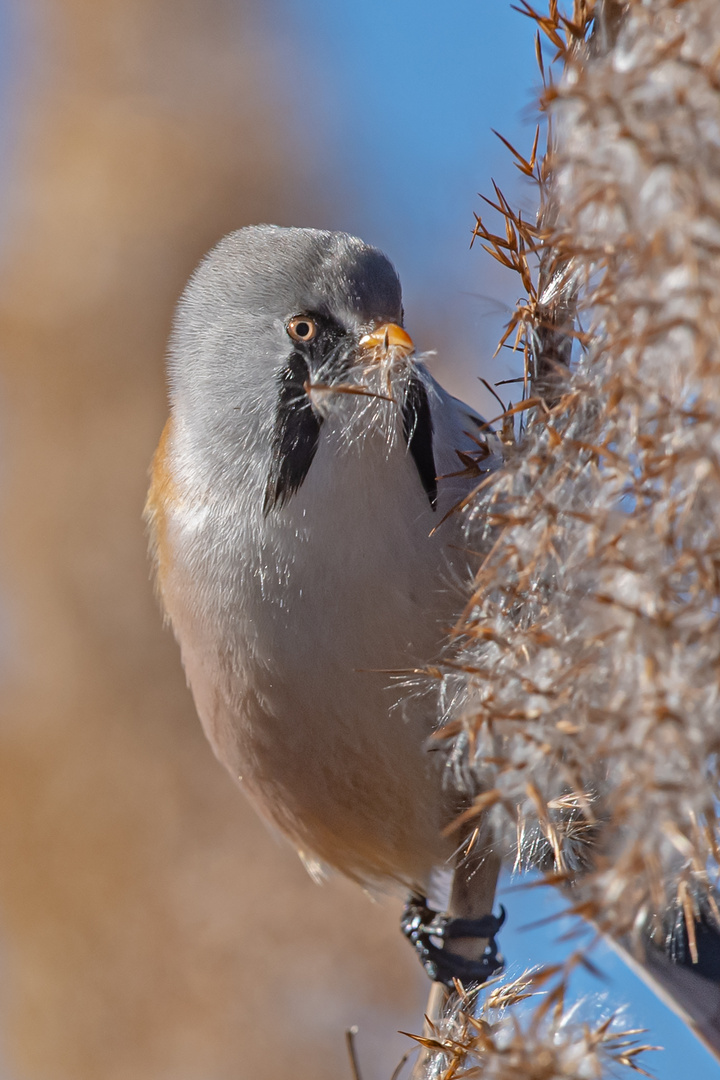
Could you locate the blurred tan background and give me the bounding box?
[0,1,429,1076]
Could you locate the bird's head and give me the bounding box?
[167,226,431,510]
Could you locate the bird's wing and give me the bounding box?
[607,924,720,1063]
[421,370,504,497]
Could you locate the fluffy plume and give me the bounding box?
[406,972,658,1080]
[438,0,720,1001]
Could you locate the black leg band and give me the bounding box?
[401,896,506,989]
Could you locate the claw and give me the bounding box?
[401,896,506,989]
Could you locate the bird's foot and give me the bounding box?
[401,895,505,989]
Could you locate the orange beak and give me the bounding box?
[358,322,415,358]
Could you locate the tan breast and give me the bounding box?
[144,417,176,594]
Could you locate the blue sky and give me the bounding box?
[0,0,22,244]
[273,0,539,411]
[275,1,718,1076]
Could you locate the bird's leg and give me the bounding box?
[401,832,504,993]
[447,837,503,971]
[405,833,503,1080]
[400,891,505,990]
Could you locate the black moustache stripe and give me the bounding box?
[263,351,323,514]
[402,374,437,511]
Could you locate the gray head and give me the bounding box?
[169,225,403,399]
[167,225,435,513]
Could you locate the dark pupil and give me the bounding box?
[295,321,311,339]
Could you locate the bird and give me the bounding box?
[145,224,503,982]
[145,223,720,1021]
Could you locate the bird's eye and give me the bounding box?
[287,316,317,343]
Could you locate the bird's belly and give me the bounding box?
[164,431,465,889]
[169,539,456,891]
[245,667,447,889]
